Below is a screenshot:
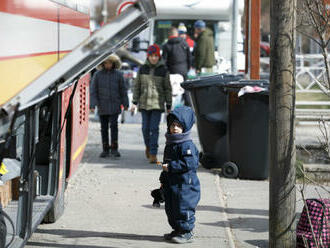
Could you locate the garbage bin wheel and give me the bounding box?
[222,162,239,178]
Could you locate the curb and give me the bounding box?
[215,175,236,248]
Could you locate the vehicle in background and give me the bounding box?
[0,0,155,247]
[131,0,245,74]
[260,41,270,57]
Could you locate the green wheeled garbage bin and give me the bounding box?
[181,74,242,169]
[224,80,269,179]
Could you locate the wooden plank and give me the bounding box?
[249,0,260,79]
[11,177,20,201]
[245,0,249,74]
[0,181,11,207]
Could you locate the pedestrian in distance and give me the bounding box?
[90,54,129,158]
[178,23,194,52]
[131,44,172,163]
[162,26,192,107]
[160,106,200,244]
[193,20,216,75]
[162,26,192,80]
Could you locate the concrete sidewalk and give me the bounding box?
[79,122,235,247]
[27,121,233,247]
[27,120,330,248]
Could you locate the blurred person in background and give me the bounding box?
[162,27,192,106]
[193,20,216,75]
[178,23,194,52]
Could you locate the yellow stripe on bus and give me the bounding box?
[0,52,68,106]
[72,137,88,162]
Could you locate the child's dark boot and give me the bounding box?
[100,143,110,158]
[110,142,121,157]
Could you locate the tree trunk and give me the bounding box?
[321,47,330,90]
[269,0,296,247]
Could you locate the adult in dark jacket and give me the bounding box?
[90,54,129,158]
[162,27,192,78]
[161,106,200,244]
[193,20,216,74]
[162,27,192,106]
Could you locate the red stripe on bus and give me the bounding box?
[0,50,71,61]
[59,5,89,29]
[0,0,89,29]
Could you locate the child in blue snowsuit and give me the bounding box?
[161,106,200,244]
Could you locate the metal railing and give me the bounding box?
[296,54,330,94]
[295,54,330,122]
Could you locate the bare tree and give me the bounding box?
[269,0,297,247]
[296,0,330,90]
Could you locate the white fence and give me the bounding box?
[295,54,330,121]
[296,54,330,94]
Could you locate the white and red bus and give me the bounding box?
[0,0,155,247]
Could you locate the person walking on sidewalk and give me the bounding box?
[162,26,192,106]
[90,54,128,158]
[131,44,172,163]
[193,20,216,75]
[161,106,200,243]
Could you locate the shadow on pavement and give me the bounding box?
[31,229,163,243]
[245,239,268,248]
[197,205,268,216]
[201,216,268,233]
[142,204,268,217]
[27,242,116,248]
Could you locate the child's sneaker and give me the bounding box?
[171,231,194,243]
[163,230,179,241]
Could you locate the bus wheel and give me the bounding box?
[43,138,66,223]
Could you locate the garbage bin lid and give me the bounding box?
[226,80,269,88]
[181,73,243,90]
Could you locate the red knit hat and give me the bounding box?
[147,44,161,57]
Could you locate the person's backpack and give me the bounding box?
[296,198,330,248]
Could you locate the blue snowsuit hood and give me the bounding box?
[167,106,195,133]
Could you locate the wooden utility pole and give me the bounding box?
[269,0,296,247]
[245,0,261,79]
